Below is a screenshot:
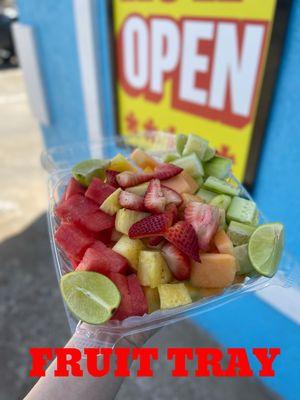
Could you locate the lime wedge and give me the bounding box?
[248,223,284,277]
[72,159,109,187]
[60,271,121,324]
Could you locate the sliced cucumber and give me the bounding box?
[251,209,260,226]
[182,134,208,160]
[203,146,216,162]
[171,153,204,178]
[203,176,240,196]
[234,244,255,276]
[176,134,188,155]
[227,220,256,246]
[195,175,204,187]
[163,153,180,163]
[219,208,227,230]
[210,194,231,211]
[204,156,232,179]
[227,196,256,225]
[196,188,217,203]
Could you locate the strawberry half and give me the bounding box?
[184,202,220,251]
[119,190,145,211]
[116,171,154,188]
[144,179,166,213]
[161,185,182,206]
[164,221,199,261]
[147,235,164,248]
[162,242,191,280]
[128,213,172,239]
[153,163,182,181]
[105,169,119,188]
[165,203,178,224]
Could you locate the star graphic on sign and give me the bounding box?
[165,126,176,134]
[143,118,157,133]
[217,145,236,164]
[125,112,138,134]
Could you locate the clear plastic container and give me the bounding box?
[42,134,297,346]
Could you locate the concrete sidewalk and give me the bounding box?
[0,69,46,243]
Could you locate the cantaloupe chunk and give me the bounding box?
[182,171,200,193]
[199,287,224,297]
[181,193,204,208]
[131,148,159,169]
[214,229,234,255]
[162,171,199,194]
[143,287,160,313]
[190,254,236,288]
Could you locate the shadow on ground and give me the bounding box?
[0,214,281,400]
[0,214,69,399]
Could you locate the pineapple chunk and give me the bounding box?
[115,208,149,235]
[181,193,204,208]
[143,287,160,313]
[100,188,122,216]
[109,153,137,173]
[158,283,192,309]
[138,250,165,288]
[126,182,149,197]
[112,235,144,270]
[161,259,173,283]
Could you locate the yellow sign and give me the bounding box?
[113,0,277,181]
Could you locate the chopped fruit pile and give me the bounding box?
[55,134,284,325]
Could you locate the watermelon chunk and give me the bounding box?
[65,178,85,200]
[69,256,80,270]
[109,273,133,321]
[80,210,115,233]
[127,274,148,317]
[54,222,94,263]
[76,241,128,275]
[85,177,115,206]
[58,188,67,206]
[55,194,98,221]
[97,227,113,245]
[55,194,114,234]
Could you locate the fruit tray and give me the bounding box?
[42,136,293,338]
